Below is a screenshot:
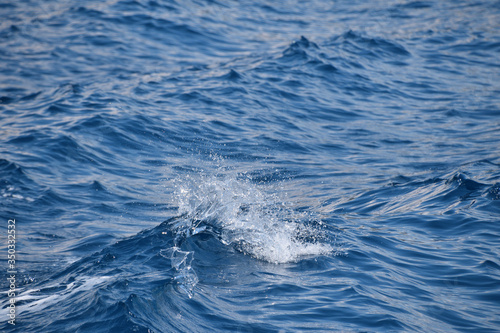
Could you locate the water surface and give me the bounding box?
[1,0,500,332]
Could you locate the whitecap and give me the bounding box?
[171,171,333,264]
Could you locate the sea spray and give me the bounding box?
[168,169,333,265]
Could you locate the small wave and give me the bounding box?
[170,169,333,264]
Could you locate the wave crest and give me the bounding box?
[171,171,333,264]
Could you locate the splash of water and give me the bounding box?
[160,246,198,298]
[170,171,333,264]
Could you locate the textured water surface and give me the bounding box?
[1,0,500,332]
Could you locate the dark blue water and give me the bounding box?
[1,0,500,332]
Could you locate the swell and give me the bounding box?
[1,167,336,331]
[326,160,500,220]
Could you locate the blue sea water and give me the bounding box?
[1,0,500,331]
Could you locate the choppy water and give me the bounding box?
[1,0,500,332]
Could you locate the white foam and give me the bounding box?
[0,276,112,317]
[173,171,332,264]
